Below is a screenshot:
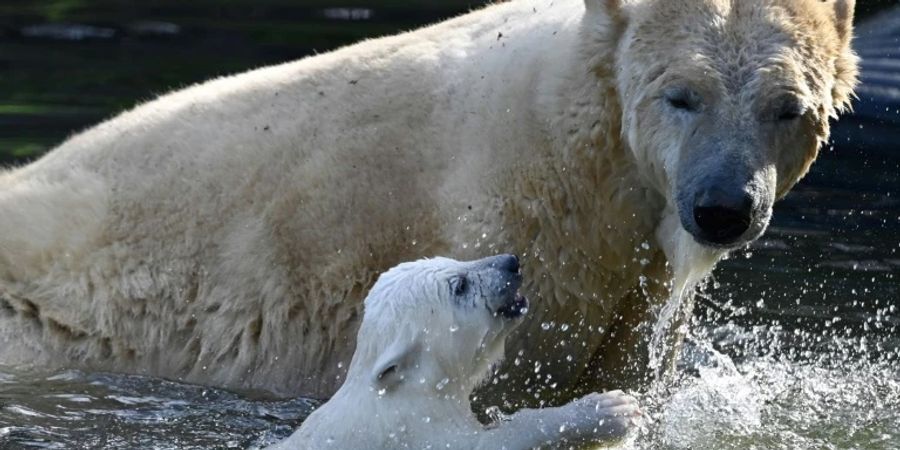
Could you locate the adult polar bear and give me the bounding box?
[0,0,857,403]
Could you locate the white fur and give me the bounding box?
[0,0,856,399]
[268,256,640,450]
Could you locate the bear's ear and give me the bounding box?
[371,340,419,392]
[830,0,855,46]
[828,0,859,114]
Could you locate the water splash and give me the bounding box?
[647,224,723,383]
[0,323,896,449]
[629,312,900,450]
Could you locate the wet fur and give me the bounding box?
[0,0,856,402]
[270,257,640,449]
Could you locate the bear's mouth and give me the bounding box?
[495,292,528,319]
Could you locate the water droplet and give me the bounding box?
[449,324,459,333]
[485,406,504,422]
[435,378,449,390]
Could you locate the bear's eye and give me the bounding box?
[774,98,804,122]
[449,275,467,296]
[664,87,701,113]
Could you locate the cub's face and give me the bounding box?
[435,254,528,373]
[360,255,528,393]
[614,0,857,249]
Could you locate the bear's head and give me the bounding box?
[346,254,528,397]
[593,0,858,249]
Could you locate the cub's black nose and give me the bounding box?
[693,189,753,245]
[493,254,520,273]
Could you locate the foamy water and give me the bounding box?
[1,318,896,449]
[631,323,900,449]
[1,197,896,449]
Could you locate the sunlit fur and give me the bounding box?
[269,256,640,449]
[617,0,858,248]
[0,0,857,401]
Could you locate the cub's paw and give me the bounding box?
[573,390,642,442]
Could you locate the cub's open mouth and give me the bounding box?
[495,292,528,319]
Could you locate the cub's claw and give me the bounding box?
[575,390,642,441]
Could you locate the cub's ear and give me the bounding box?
[830,0,855,46]
[371,340,420,392]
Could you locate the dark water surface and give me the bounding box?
[1,1,899,449]
[0,368,317,449]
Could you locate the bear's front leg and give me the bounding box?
[475,390,640,449]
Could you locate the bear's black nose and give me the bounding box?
[693,188,753,245]
[493,254,519,273]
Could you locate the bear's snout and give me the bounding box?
[692,186,754,246]
[486,254,520,274]
[475,254,527,319]
[676,148,775,249]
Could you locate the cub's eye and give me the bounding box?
[664,87,701,113]
[449,275,467,296]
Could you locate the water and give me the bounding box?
[635,324,900,449]
[1,1,899,449]
[1,322,896,449]
[0,368,316,449]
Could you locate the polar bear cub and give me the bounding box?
[269,254,640,449]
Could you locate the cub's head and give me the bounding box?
[349,254,527,397]
[592,0,858,248]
